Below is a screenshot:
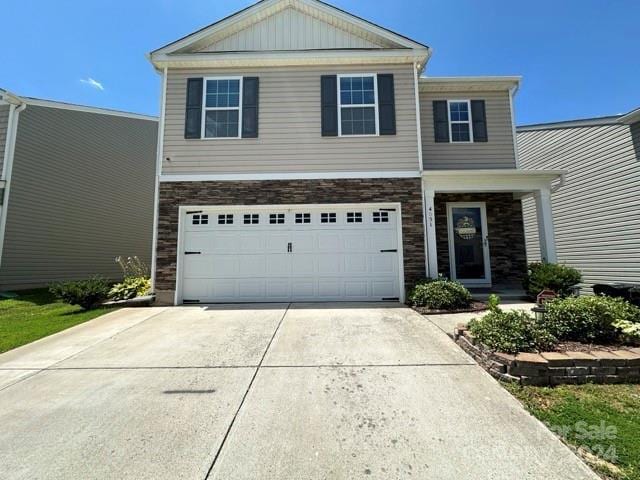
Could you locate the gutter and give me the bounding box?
[0,90,27,267]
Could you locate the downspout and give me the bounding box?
[509,83,520,168]
[150,66,168,298]
[413,61,430,277]
[0,94,27,268]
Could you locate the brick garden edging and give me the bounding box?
[454,325,640,386]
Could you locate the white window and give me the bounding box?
[269,213,285,224]
[295,213,311,224]
[448,100,473,143]
[338,74,378,136]
[321,213,337,223]
[202,77,242,139]
[243,214,259,225]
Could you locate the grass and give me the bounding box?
[505,383,640,480]
[0,288,115,354]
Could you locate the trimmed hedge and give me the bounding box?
[409,279,472,310]
[522,262,581,298]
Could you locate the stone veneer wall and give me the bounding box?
[156,178,426,301]
[434,193,527,285]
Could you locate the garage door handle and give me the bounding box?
[184,251,201,255]
[287,242,292,253]
[380,249,397,253]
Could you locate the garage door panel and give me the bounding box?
[345,255,368,274]
[265,255,292,275]
[239,233,266,253]
[180,205,402,303]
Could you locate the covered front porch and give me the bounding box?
[422,170,565,288]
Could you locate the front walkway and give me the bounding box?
[0,304,595,479]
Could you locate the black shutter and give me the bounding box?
[471,100,488,142]
[321,75,338,136]
[433,101,449,143]
[242,77,259,138]
[184,78,203,139]
[377,74,396,135]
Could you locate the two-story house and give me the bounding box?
[148,0,563,305]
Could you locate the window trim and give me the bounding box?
[447,99,473,144]
[201,76,243,140]
[337,73,379,137]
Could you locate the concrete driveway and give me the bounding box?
[0,304,597,480]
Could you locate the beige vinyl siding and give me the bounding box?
[199,6,380,52]
[0,105,157,289]
[420,90,517,170]
[519,123,640,292]
[0,104,10,177]
[162,64,419,175]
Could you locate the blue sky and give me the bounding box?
[1,0,638,125]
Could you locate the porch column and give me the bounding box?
[423,188,439,278]
[534,188,558,263]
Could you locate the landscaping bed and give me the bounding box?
[412,301,487,315]
[455,324,640,386]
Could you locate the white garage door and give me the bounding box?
[178,204,403,303]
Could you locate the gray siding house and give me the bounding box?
[0,90,158,289]
[148,0,562,305]
[519,107,640,292]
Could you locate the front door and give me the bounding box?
[446,202,491,286]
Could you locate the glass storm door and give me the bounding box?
[446,202,491,286]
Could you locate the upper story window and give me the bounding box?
[338,75,378,136]
[448,100,472,143]
[203,77,242,139]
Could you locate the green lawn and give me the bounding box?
[506,383,640,480]
[0,289,115,354]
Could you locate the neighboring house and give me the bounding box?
[0,89,158,290]
[519,107,640,293]
[148,0,562,305]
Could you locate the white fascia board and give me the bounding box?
[151,0,429,57]
[422,169,566,193]
[419,76,521,91]
[23,98,157,122]
[0,90,24,106]
[160,171,421,182]
[618,107,640,125]
[151,49,429,69]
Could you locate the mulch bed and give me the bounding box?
[554,341,637,353]
[412,301,487,315]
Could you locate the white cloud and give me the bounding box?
[80,77,104,91]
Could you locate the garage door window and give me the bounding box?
[321,213,337,223]
[192,214,209,225]
[218,214,234,225]
[373,211,389,223]
[295,213,311,224]
[244,214,259,224]
[269,213,285,224]
[347,212,363,223]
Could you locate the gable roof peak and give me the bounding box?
[150,0,429,58]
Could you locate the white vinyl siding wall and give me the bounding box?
[0,105,157,289]
[420,90,517,169]
[519,123,640,292]
[0,104,10,177]
[198,6,381,52]
[162,64,419,175]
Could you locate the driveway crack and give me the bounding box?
[204,302,291,479]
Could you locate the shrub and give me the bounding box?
[522,262,582,299]
[468,307,557,354]
[409,279,472,310]
[108,276,151,301]
[541,295,640,343]
[49,276,110,310]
